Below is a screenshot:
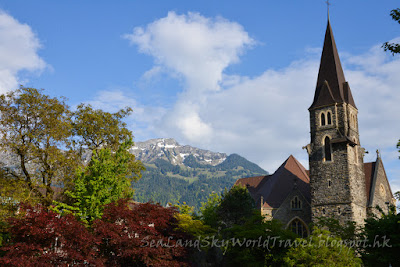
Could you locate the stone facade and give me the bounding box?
[366,156,396,217]
[272,187,312,233]
[234,19,396,235]
[308,102,368,225]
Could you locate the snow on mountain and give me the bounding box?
[130,138,227,166]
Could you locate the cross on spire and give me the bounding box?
[326,0,331,19]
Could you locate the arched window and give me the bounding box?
[288,218,308,238]
[321,112,326,126]
[350,114,356,128]
[324,136,332,161]
[327,111,332,125]
[291,196,302,210]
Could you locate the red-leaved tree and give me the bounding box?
[93,200,192,267]
[0,201,194,266]
[0,204,103,266]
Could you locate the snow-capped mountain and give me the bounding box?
[130,138,227,166]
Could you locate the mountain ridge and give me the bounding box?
[131,138,268,210]
[130,138,229,167]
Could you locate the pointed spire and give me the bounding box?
[310,19,356,109]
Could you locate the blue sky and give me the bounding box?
[0,0,399,194]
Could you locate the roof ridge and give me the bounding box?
[291,156,310,182]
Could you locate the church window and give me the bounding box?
[288,218,308,238]
[350,113,357,128]
[322,208,326,215]
[328,179,332,188]
[327,111,332,125]
[324,136,332,161]
[291,196,302,210]
[320,112,326,126]
[337,207,341,214]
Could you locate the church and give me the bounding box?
[235,18,396,237]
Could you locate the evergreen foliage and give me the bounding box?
[134,154,267,211]
[183,154,210,168]
[217,185,255,228]
[215,153,266,173]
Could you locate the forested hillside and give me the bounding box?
[132,145,268,210]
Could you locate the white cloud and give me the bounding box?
[125,11,254,93]
[0,11,46,92]
[124,11,254,142]
[123,12,400,192]
[84,90,166,142]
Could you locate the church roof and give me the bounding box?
[236,155,384,210]
[310,19,357,109]
[235,155,310,209]
[365,155,394,207]
[364,161,376,204]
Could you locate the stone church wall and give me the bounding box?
[273,188,311,230]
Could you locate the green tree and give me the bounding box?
[217,185,255,228]
[200,192,221,228]
[72,103,132,152]
[360,206,400,266]
[283,228,362,267]
[314,217,358,241]
[55,139,144,224]
[222,213,296,267]
[398,141,400,158]
[0,87,75,207]
[174,202,214,237]
[0,87,143,211]
[383,8,400,55]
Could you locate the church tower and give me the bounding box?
[308,19,367,225]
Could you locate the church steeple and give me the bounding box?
[310,19,356,109]
[308,18,367,226]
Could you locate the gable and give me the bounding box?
[235,155,310,209]
[366,157,395,209]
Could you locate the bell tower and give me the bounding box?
[308,19,367,225]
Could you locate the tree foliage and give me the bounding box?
[199,192,221,228]
[0,201,193,266]
[0,170,40,220]
[0,87,74,206]
[0,87,143,209]
[0,204,101,266]
[72,103,132,151]
[55,139,144,224]
[360,206,400,267]
[383,8,400,55]
[314,217,358,241]
[217,185,256,228]
[93,199,192,266]
[283,228,362,267]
